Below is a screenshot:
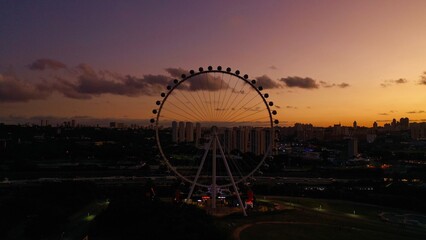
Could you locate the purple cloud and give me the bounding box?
[0,73,51,102]
[29,59,67,71]
[280,76,319,89]
[255,75,282,89]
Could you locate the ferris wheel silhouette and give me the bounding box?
[151,66,279,216]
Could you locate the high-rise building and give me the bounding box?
[172,121,178,143]
[391,118,397,128]
[195,122,201,146]
[185,122,194,142]
[353,121,357,129]
[178,122,185,142]
[235,126,250,153]
[400,117,409,130]
[411,122,426,140]
[223,128,233,153]
[348,138,358,159]
[250,128,267,155]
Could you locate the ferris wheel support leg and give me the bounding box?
[216,136,248,217]
[187,138,213,201]
[212,135,217,209]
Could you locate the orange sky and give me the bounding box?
[1,1,426,127]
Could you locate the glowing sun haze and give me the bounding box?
[1,0,426,127]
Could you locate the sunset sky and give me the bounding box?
[1,0,426,127]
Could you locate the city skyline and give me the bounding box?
[2,1,426,127]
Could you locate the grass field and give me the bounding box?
[219,196,426,240]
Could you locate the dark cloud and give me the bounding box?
[269,65,278,70]
[320,81,333,88]
[395,78,407,84]
[7,60,357,103]
[280,76,319,89]
[52,77,92,99]
[420,72,426,85]
[1,62,175,102]
[320,81,350,88]
[381,78,408,87]
[337,83,350,88]
[255,75,282,89]
[375,119,390,122]
[286,106,298,109]
[29,59,67,71]
[378,113,389,115]
[0,73,51,102]
[407,110,425,114]
[165,67,187,78]
[55,65,171,98]
[166,67,228,91]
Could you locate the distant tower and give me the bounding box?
[250,128,266,155]
[391,118,397,128]
[223,128,232,153]
[348,138,358,159]
[178,122,185,143]
[185,122,194,142]
[195,122,201,146]
[353,121,357,129]
[400,117,409,130]
[237,126,251,153]
[172,121,178,143]
[71,119,76,128]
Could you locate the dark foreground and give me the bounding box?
[1,182,426,240]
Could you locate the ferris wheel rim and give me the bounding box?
[153,66,278,188]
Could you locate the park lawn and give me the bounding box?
[221,196,426,240]
[239,222,420,240]
[267,196,419,221]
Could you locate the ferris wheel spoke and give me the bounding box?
[187,90,210,121]
[226,101,265,122]
[219,74,243,121]
[223,92,259,122]
[212,72,217,122]
[194,88,210,121]
[171,94,203,121]
[214,73,224,121]
[200,81,213,121]
[242,116,270,123]
[161,105,200,122]
[205,73,214,121]
[176,89,208,121]
[221,84,254,121]
[216,73,232,116]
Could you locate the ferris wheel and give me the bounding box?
[151,66,279,215]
